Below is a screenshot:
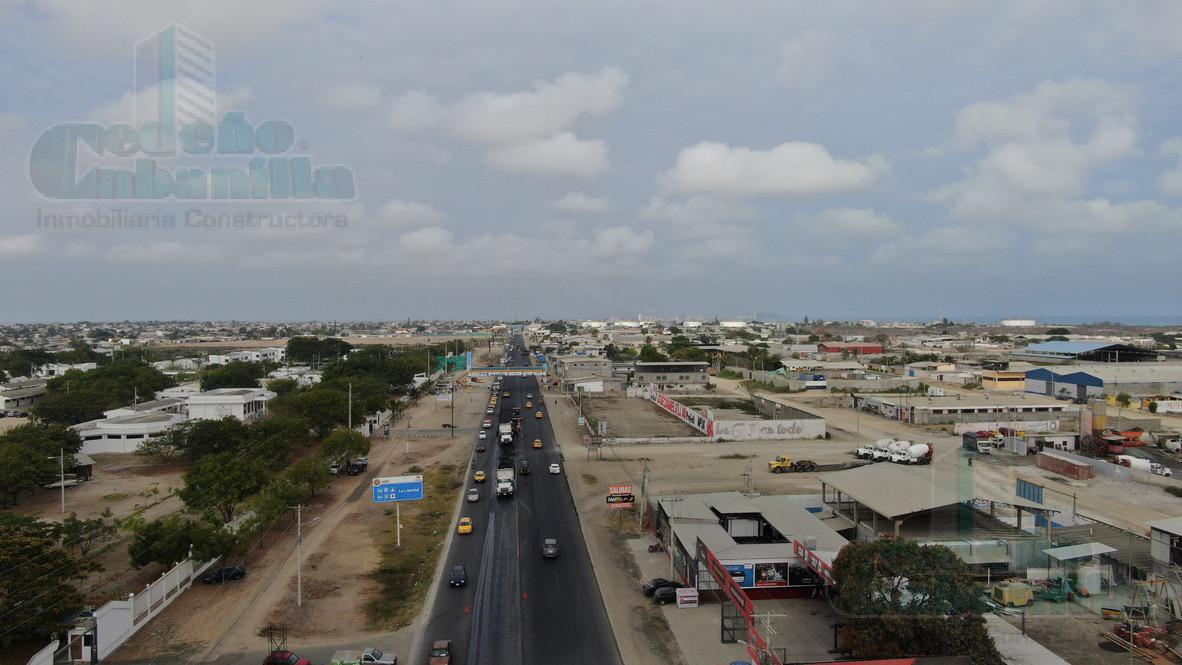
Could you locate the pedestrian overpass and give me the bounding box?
[468,366,546,377]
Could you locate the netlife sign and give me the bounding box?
[607,483,634,509]
[372,475,424,503]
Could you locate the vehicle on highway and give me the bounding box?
[542,538,559,558]
[329,648,396,665]
[535,411,544,419]
[526,393,533,399]
[473,471,486,483]
[202,565,246,584]
[347,457,368,475]
[652,586,680,605]
[519,459,531,475]
[503,391,510,397]
[482,419,491,429]
[448,565,467,588]
[476,443,486,452]
[525,400,532,408]
[428,640,452,665]
[533,438,542,448]
[467,488,480,502]
[478,430,487,440]
[548,463,561,474]
[486,407,494,415]
[457,517,473,534]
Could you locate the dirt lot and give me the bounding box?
[1002,614,1146,665]
[580,396,703,439]
[0,415,30,433]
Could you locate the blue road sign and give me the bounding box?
[372,475,424,503]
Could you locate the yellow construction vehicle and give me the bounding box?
[767,455,817,473]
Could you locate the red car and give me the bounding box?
[428,640,452,665]
[263,652,311,665]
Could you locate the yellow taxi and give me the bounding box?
[533,438,543,449]
[474,471,486,483]
[535,411,544,420]
[457,517,473,535]
[503,391,510,398]
[525,401,533,409]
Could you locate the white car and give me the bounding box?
[478,431,487,440]
[548,463,561,475]
[467,488,480,502]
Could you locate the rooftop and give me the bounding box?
[821,463,969,519]
[866,393,1073,409]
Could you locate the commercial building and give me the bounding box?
[853,393,1079,429]
[815,342,883,356]
[818,464,1044,572]
[633,361,709,391]
[186,387,276,422]
[73,412,185,455]
[979,361,1036,391]
[654,491,847,597]
[1025,364,1182,399]
[1011,341,1156,364]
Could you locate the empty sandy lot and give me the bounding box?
[580,396,703,438]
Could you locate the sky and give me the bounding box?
[1,1,1181,323]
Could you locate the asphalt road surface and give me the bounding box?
[418,335,621,665]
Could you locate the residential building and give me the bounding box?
[35,362,98,378]
[633,361,709,391]
[816,342,883,355]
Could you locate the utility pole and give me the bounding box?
[59,449,65,513]
[639,460,650,535]
[348,382,353,430]
[296,505,303,607]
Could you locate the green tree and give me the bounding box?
[0,423,83,458]
[1116,392,1132,408]
[320,428,370,465]
[1149,401,1159,413]
[1045,327,1071,336]
[128,515,238,568]
[0,443,55,506]
[832,539,1002,665]
[244,415,310,471]
[294,389,350,437]
[1046,335,1069,342]
[267,378,299,396]
[0,513,99,646]
[32,389,109,425]
[286,336,353,364]
[286,456,332,498]
[135,429,186,462]
[53,510,117,556]
[638,344,668,362]
[180,417,252,461]
[200,361,268,390]
[178,453,268,524]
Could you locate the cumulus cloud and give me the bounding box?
[550,192,611,213]
[398,226,455,252]
[374,200,446,227]
[940,79,1139,218]
[106,242,221,264]
[321,83,382,110]
[794,208,901,235]
[662,141,887,197]
[388,70,625,178]
[0,234,45,257]
[485,132,608,177]
[590,226,653,258]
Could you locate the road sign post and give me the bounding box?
[372,475,425,548]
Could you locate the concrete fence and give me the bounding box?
[101,555,219,659]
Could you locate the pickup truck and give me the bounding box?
[329,648,396,665]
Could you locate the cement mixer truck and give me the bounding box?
[857,438,893,460]
[1114,455,1173,477]
[890,442,933,465]
[872,440,907,463]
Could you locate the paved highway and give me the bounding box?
[418,335,620,665]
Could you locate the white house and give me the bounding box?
[36,362,98,378]
[266,366,322,387]
[186,388,276,422]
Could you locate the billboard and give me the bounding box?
[754,561,788,587]
[371,475,425,503]
[725,563,754,588]
[607,483,634,509]
[651,387,715,436]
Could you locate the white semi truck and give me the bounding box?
[496,467,516,497]
[498,422,514,445]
